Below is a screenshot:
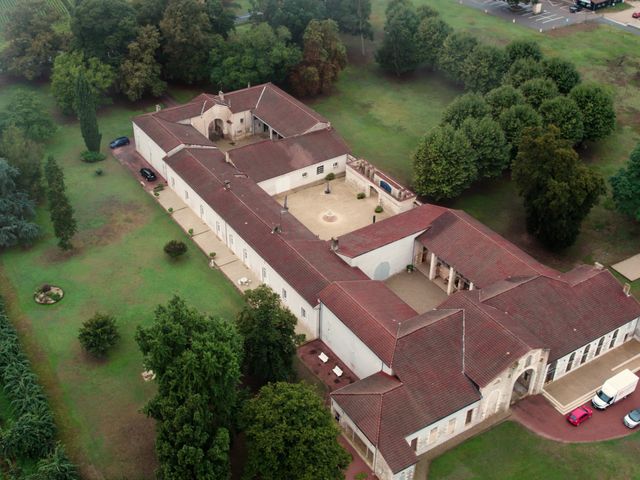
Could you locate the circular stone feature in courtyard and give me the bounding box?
[34,284,64,305]
[321,210,339,223]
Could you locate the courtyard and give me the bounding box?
[384,270,447,313]
[274,178,392,239]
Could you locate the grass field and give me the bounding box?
[429,421,640,480]
[0,83,244,479]
[309,0,640,284]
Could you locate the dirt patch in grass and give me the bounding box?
[40,199,147,264]
[546,21,599,37]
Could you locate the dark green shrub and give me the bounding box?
[80,151,106,163]
[356,192,365,199]
[325,172,336,181]
[375,205,383,213]
[78,313,120,357]
[164,240,187,258]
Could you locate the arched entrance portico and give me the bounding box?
[208,119,224,140]
[511,368,535,404]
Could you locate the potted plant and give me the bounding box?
[406,264,415,273]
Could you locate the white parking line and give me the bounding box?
[542,15,565,23]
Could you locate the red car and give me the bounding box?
[633,11,640,18]
[567,405,593,426]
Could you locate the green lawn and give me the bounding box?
[309,0,640,281]
[0,84,244,479]
[429,421,640,480]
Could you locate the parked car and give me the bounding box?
[633,11,640,18]
[567,405,593,426]
[623,408,640,428]
[570,4,583,12]
[592,369,639,410]
[140,167,157,182]
[109,136,130,148]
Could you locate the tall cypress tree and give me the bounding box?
[75,71,102,153]
[44,155,77,251]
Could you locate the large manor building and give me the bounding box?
[132,83,640,480]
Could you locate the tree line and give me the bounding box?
[377,0,619,250]
[136,286,350,480]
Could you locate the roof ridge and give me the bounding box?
[478,275,539,302]
[448,209,549,275]
[262,84,325,123]
[255,84,267,109]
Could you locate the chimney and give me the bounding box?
[330,237,339,252]
[155,104,161,112]
[223,180,231,190]
[594,262,604,270]
[624,283,632,297]
[218,90,225,101]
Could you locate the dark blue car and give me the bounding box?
[109,136,130,148]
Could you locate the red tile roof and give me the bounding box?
[319,281,418,365]
[229,128,350,182]
[336,204,448,258]
[133,114,215,152]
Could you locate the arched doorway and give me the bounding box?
[511,369,535,404]
[208,119,224,140]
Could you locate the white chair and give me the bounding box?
[332,366,343,377]
[318,352,329,363]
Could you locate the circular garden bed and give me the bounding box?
[34,284,64,305]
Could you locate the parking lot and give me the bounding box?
[464,0,596,31]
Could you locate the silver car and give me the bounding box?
[623,409,640,428]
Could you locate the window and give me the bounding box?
[261,267,267,281]
[184,190,189,200]
[216,221,220,234]
[333,161,339,169]
[581,344,590,364]
[525,355,532,368]
[200,205,204,217]
[596,337,605,356]
[243,249,247,262]
[282,288,287,300]
[301,307,306,318]
[545,363,556,383]
[609,329,619,349]
[228,234,234,245]
[566,352,576,373]
[428,427,438,444]
[317,165,324,175]
[302,172,308,178]
[465,409,474,425]
[171,177,175,187]
[410,438,418,451]
[447,418,456,434]
[240,118,244,123]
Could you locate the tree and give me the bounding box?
[258,0,326,45]
[119,26,167,102]
[610,142,640,221]
[237,285,301,384]
[242,382,350,480]
[570,83,616,141]
[461,116,510,178]
[505,0,531,7]
[160,0,216,84]
[164,240,188,258]
[326,0,373,55]
[132,0,169,26]
[437,32,478,84]
[0,0,68,81]
[205,0,237,38]
[441,93,490,128]
[375,0,420,76]
[461,44,508,93]
[29,442,78,480]
[485,85,525,119]
[288,20,347,97]
[512,126,605,249]
[44,156,77,251]
[78,313,120,357]
[209,24,301,90]
[0,125,44,201]
[503,58,544,88]
[0,91,56,143]
[519,77,558,110]
[413,124,477,200]
[539,96,584,145]
[0,159,40,248]
[415,16,452,69]
[51,52,116,116]
[542,57,581,94]
[505,39,542,65]
[136,296,243,479]
[75,71,102,153]
[498,103,541,155]
[70,0,137,65]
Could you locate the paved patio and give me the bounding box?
[612,253,640,282]
[543,339,640,414]
[274,179,391,240]
[297,339,358,393]
[214,133,269,152]
[384,271,447,313]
